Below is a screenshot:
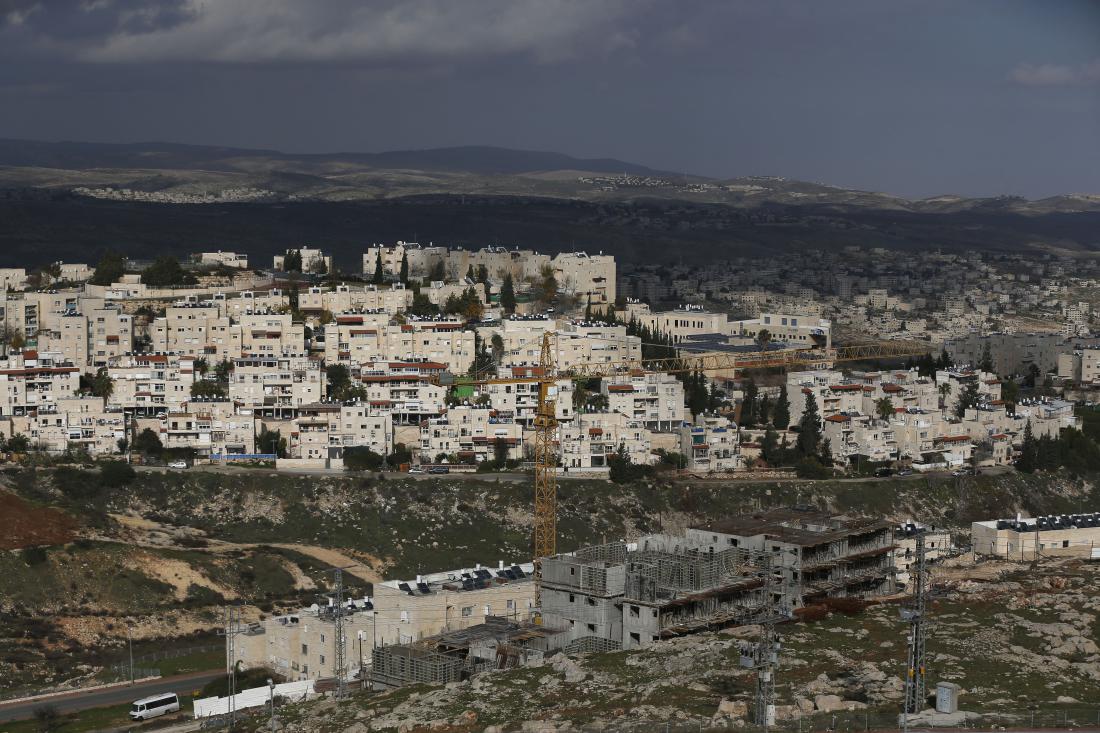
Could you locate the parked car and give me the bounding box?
[897,468,913,476]
[951,469,966,477]
[428,466,450,474]
[873,467,894,477]
[408,467,425,474]
[168,460,188,469]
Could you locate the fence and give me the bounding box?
[105,664,160,681]
[128,643,221,665]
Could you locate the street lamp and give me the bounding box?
[127,626,134,685]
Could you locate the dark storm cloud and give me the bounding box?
[2,0,646,65]
[0,0,1098,198]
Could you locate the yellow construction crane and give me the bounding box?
[456,334,931,605]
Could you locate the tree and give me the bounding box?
[797,392,822,458]
[399,251,409,284]
[372,252,384,285]
[761,428,780,465]
[490,333,505,363]
[257,428,287,458]
[133,428,163,456]
[757,393,772,427]
[500,274,517,314]
[141,256,195,287]
[755,328,772,351]
[32,703,61,733]
[1016,421,1036,473]
[387,443,412,467]
[194,357,209,376]
[307,254,327,275]
[538,264,558,304]
[772,385,790,429]
[408,292,440,317]
[429,260,446,282]
[1024,363,1041,389]
[740,379,758,429]
[978,341,994,373]
[191,380,228,398]
[469,333,495,377]
[90,251,126,286]
[1000,379,1019,412]
[344,446,384,472]
[90,368,113,401]
[326,364,352,399]
[6,433,29,453]
[875,397,895,422]
[462,287,485,321]
[936,349,953,370]
[955,380,980,418]
[214,359,233,384]
[493,437,510,465]
[937,382,952,412]
[476,264,489,285]
[282,250,302,272]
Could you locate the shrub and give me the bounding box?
[99,460,136,487]
[21,546,49,566]
[344,446,384,472]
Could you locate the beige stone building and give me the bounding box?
[198,251,249,269]
[235,562,536,681]
[107,353,195,416]
[550,252,616,306]
[972,512,1100,560]
[286,402,393,461]
[602,371,685,431]
[679,414,742,472]
[419,406,523,464]
[163,399,255,458]
[229,354,324,418]
[0,351,81,417]
[558,411,652,472]
[4,396,126,455]
[323,321,475,374]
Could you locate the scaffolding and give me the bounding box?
[371,646,463,690]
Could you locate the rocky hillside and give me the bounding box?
[244,557,1100,733]
[0,465,1097,700]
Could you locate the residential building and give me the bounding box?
[679,414,742,472]
[419,406,523,464]
[972,512,1100,560]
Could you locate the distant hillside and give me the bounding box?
[0,139,670,177]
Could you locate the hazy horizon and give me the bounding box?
[2,0,1099,198]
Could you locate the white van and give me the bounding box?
[130,692,180,720]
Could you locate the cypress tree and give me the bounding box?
[797,392,822,457]
[772,385,790,429]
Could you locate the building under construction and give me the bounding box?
[541,533,795,650]
[542,508,895,649]
[687,507,896,604]
[371,616,564,690]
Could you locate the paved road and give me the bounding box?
[0,670,222,723]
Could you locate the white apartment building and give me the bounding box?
[286,402,393,461]
[602,371,685,431]
[151,304,238,358]
[0,351,82,417]
[5,396,126,455]
[235,561,536,682]
[419,406,524,464]
[0,269,27,292]
[551,252,616,306]
[679,414,742,473]
[238,311,307,356]
[198,251,249,269]
[558,411,652,472]
[229,354,324,417]
[298,285,411,316]
[497,321,641,372]
[483,368,574,426]
[108,353,196,416]
[357,361,449,421]
[323,321,475,375]
[363,242,449,280]
[163,399,255,458]
[734,313,832,349]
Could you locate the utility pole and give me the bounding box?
[127,625,134,685]
[902,532,928,729]
[753,551,782,732]
[321,566,356,698]
[219,604,246,732]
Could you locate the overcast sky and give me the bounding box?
[1,0,1098,198]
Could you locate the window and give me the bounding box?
[587,623,596,633]
[507,599,515,611]
[569,594,575,603]
[461,606,473,617]
[301,644,308,655]
[629,605,639,618]
[320,633,325,643]
[630,632,641,644]
[319,655,325,665]
[586,597,596,606]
